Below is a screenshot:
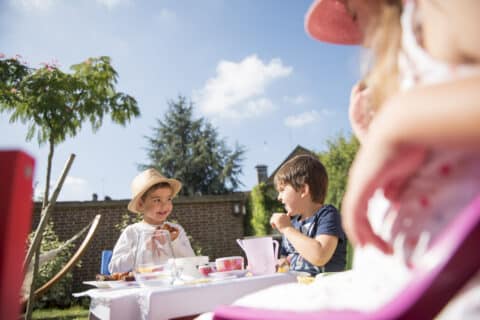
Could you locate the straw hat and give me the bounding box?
[127,168,182,214]
[305,0,362,45]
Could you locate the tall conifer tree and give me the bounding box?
[142,95,245,195]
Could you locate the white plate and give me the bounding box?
[83,280,137,289]
[208,270,248,279]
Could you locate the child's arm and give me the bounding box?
[271,213,338,267]
[109,226,137,273]
[170,224,195,257]
[342,75,480,250]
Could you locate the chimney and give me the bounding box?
[255,165,268,184]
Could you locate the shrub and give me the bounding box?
[248,183,283,236]
[30,222,75,309]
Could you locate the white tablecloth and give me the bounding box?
[74,273,297,320]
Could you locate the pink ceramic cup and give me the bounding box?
[215,256,244,272]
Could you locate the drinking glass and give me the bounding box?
[134,229,178,286]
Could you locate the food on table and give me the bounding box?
[215,256,244,272]
[198,264,214,276]
[296,275,315,285]
[96,271,135,281]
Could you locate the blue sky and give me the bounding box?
[0,0,361,201]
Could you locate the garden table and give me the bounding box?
[74,273,297,320]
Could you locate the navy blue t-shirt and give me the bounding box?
[280,204,347,275]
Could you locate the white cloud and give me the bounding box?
[284,110,319,128]
[195,54,292,119]
[284,108,335,128]
[10,0,130,11]
[10,0,57,11]
[96,0,131,9]
[156,8,176,21]
[283,95,307,105]
[35,175,91,201]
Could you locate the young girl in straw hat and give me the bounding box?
[109,168,195,273]
[202,0,480,317]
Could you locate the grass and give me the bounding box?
[32,305,89,320]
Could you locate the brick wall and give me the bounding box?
[32,192,249,294]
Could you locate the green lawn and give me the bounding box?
[32,305,88,320]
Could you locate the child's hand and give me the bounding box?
[349,82,373,143]
[270,213,292,233]
[157,224,180,241]
[276,257,290,273]
[152,230,170,245]
[342,131,426,253]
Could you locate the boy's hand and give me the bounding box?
[276,257,290,273]
[270,213,292,234]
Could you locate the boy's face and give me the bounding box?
[138,186,173,225]
[276,183,306,216]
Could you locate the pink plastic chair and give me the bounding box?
[213,195,480,320]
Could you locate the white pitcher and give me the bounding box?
[236,236,279,275]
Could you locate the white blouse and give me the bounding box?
[109,220,195,273]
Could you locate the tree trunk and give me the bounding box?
[42,137,55,209]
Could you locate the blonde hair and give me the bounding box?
[363,0,403,110]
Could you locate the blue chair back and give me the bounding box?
[100,250,113,275]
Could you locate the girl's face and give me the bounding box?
[139,186,173,225]
[419,0,480,63]
[277,183,305,215]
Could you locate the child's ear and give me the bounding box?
[137,199,145,211]
[300,184,310,198]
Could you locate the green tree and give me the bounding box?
[0,54,140,206]
[142,95,245,195]
[319,133,359,269]
[0,54,140,318]
[319,133,359,210]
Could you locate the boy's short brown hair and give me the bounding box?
[274,154,328,204]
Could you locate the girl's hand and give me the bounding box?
[270,213,292,234]
[342,133,426,253]
[152,230,170,245]
[349,82,373,143]
[157,224,180,241]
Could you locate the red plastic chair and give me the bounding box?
[213,195,480,320]
[0,150,35,320]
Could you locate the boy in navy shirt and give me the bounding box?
[271,155,346,276]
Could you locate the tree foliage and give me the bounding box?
[1,54,140,315]
[142,95,245,196]
[247,182,284,236]
[319,133,359,210]
[319,133,359,269]
[28,222,75,309]
[0,54,140,204]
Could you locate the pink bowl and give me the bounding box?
[198,265,214,276]
[215,256,244,272]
